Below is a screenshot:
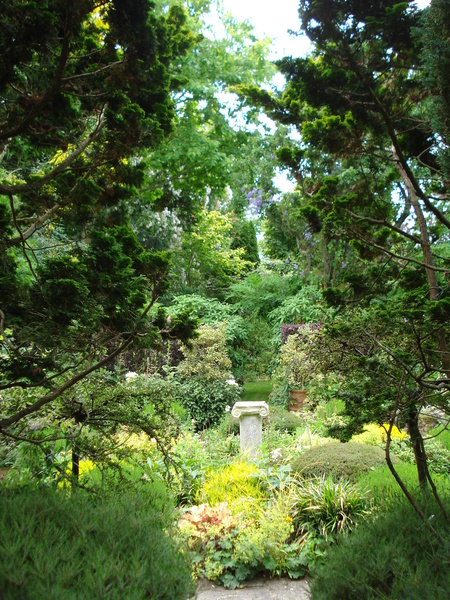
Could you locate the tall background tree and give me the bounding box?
[235,0,449,518]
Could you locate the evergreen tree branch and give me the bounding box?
[0,108,106,196]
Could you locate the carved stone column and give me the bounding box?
[231,401,269,459]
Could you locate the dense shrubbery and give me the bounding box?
[175,378,240,430]
[292,441,390,481]
[178,499,314,589]
[311,491,450,600]
[174,324,240,429]
[0,484,194,600]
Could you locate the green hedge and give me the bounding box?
[0,485,194,599]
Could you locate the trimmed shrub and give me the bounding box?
[292,441,392,482]
[311,492,450,599]
[0,485,194,599]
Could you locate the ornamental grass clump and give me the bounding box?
[290,474,370,541]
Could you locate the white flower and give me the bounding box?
[225,405,231,412]
[125,371,138,380]
[226,379,238,386]
[271,448,283,461]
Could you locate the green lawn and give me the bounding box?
[241,381,273,402]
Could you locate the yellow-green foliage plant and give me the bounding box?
[198,460,265,508]
[178,498,316,589]
[351,423,407,446]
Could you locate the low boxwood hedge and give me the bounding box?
[292,441,394,482]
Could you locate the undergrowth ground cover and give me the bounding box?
[1,393,449,597]
[165,399,449,594]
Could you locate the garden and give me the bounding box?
[1,320,449,599]
[1,0,450,598]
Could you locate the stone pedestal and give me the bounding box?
[231,401,269,459]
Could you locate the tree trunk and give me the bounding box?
[407,407,428,488]
[322,236,331,287]
[72,443,79,487]
[393,152,450,375]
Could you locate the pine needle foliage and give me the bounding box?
[0,485,194,599]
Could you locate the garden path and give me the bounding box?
[194,576,311,599]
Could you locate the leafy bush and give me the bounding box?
[310,492,450,599]
[177,323,232,381]
[290,475,370,540]
[176,378,240,430]
[198,460,265,506]
[292,441,391,482]
[274,325,324,390]
[168,294,250,372]
[268,405,304,433]
[268,285,325,330]
[178,500,317,589]
[0,484,194,600]
[389,437,450,476]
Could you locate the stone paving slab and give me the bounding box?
[194,577,311,600]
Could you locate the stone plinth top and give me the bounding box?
[231,401,269,419]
